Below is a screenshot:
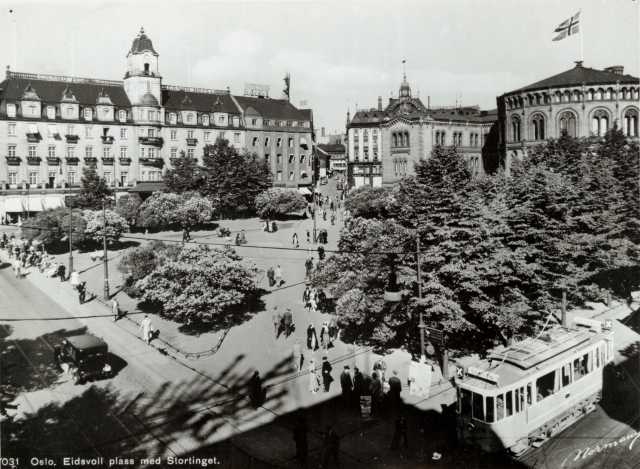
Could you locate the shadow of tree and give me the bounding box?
[2,353,293,461]
[600,357,640,432]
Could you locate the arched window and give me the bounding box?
[573,90,581,102]
[587,89,594,101]
[531,114,545,140]
[392,133,398,147]
[624,108,638,137]
[621,88,628,100]
[559,111,577,137]
[405,132,410,147]
[605,88,612,100]
[563,91,571,102]
[511,116,521,142]
[536,94,542,105]
[596,89,604,100]
[441,131,446,145]
[554,92,562,103]
[591,110,610,137]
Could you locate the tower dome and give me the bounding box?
[128,27,158,57]
[399,73,411,99]
[140,92,159,107]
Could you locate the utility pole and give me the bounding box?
[67,172,73,278]
[417,232,426,358]
[102,199,110,301]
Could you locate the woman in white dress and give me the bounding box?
[308,359,319,393]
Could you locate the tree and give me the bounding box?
[254,189,307,222]
[21,208,87,250]
[172,194,215,229]
[201,138,272,215]
[136,244,258,325]
[344,185,398,219]
[76,166,113,209]
[115,193,142,227]
[164,151,204,194]
[137,192,183,229]
[83,209,129,244]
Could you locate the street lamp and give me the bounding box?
[65,168,74,277]
[102,197,110,301]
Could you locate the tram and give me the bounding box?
[455,317,614,455]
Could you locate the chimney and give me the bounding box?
[428,96,430,110]
[604,65,624,75]
[321,127,325,137]
[378,96,382,111]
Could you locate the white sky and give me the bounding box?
[0,0,638,133]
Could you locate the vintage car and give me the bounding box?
[54,334,113,384]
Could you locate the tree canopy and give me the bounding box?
[83,209,129,244]
[136,192,214,230]
[21,208,87,251]
[163,151,204,194]
[255,189,307,220]
[75,166,113,209]
[115,193,142,227]
[343,185,398,219]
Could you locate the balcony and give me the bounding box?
[102,157,115,165]
[5,156,21,165]
[119,157,132,166]
[139,136,164,147]
[53,133,62,141]
[65,156,80,165]
[26,156,42,165]
[65,134,79,143]
[186,138,198,146]
[46,157,61,165]
[26,132,42,143]
[101,135,115,144]
[84,157,98,166]
[139,157,164,168]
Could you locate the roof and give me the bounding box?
[128,28,158,57]
[140,92,159,107]
[0,74,131,107]
[506,62,639,95]
[317,143,345,154]
[66,334,108,351]
[162,89,238,114]
[234,96,312,121]
[129,181,166,193]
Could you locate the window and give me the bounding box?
[300,155,305,164]
[505,390,513,416]
[120,128,128,140]
[170,130,177,141]
[202,115,209,126]
[561,363,572,387]
[265,153,270,162]
[28,145,37,157]
[171,148,177,158]
[7,145,16,157]
[66,146,75,158]
[186,113,194,124]
[147,148,155,158]
[289,171,294,181]
[119,110,127,122]
[29,171,38,185]
[276,170,282,181]
[288,137,294,148]
[146,128,155,138]
[624,108,638,137]
[559,111,577,137]
[264,137,270,147]
[84,126,92,138]
[104,172,112,185]
[84,108,92,120]
[460,389,471,416]
[536,371,556,400]
[472,392,484,421]
[496,394,504,420]
[514,388,520,413]
[187,148,194,158]
[573,353,590,381]
[8,123,16,136]
[289,154,295,164]
[218,115,225,124]
[591,110,610,137]
[7,104,16,117]
[120,171,128,186]
[187,130,194,139]
[140,147,145,158]
[251,118,257,126]
[277,154,282,164]
[485,396,495,423]
[511,116,521,142]
[277,137,282,147]
[252,137,259,146]
[531,114,545,140]
[8,171,17,185]
[65,106,75,118]
[103,147,110,158]
[83,146,92,158]
[68,170,76,185]
[147,110,155,121]
[204,131,211,142]
[169,113,177,125]
[47,106,55,120]
[234,132,240,144]
[48,146,56,158]
[120,147,127,158]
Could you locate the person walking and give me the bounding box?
[306,324,318,351]
[272,308,282,337]
[292,232,299,245]
[388,370,402,407]
[77,281,87,304]
[320,321,329,350]
[56,263,66,282]
[340,365,353,405]
[321,356,333,392]
[112,298,121,322]
[305,257,314,277]
[353,367,364,407]
[275,264,283,286]
[328,318,338,345]
[293,339,304,372]
[13,258,21,278]
[283,308,293,337]
[306,229,311,243]
[330,213,336,225]
[370,372,383,416]
[267,266,275,287]
[308,359,320,394]
[309,291,318,313]
[302,286,311,310]
[140,314,153,344]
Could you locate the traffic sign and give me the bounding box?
[425,326,445,345]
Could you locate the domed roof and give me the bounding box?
[399,73,411,99]
[140,92,159,106]
[128,27,158,57]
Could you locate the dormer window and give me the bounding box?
[169,113,177,125]
[144,63,150,74]
[187,113,194,124]
[7,103,16,118]
[46,106,55,120]
[202,115,209,126]
[84,108,92,120]
[65,106,75,118]
[119,110,127,122]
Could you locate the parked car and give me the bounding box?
[54,334,113,384]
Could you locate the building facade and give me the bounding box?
[498,61,640,173]
[0,28,313,221]
[346,74,497,188]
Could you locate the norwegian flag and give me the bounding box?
[553,11,580,41]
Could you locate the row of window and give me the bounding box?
[393,159,409,177]
[506,87,640,110]
[251,136,305,148]
[460,343,607,423]
[392,132,410,148]
[264,154,310,165]
[5,169,132,186]
[6,103,127,122]
[8,144,132,159]
[274,170,310,182]
[509,108,639,142]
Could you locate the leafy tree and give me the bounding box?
[164,151,204,194]
[136,244,258,324]
[136,192,183,229]
[172,193,215,229]
[76,166,113,209]
[82,209,129,244]
[21,208,87,250]
[115,193,142,227]
[344,185,398,219]
[201,138,272,215]
[255,189,307,222]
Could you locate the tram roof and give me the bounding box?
[458,326,605,390]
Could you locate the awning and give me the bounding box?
[43,195,65,210]
[129,181,167,193]
[297,187,312,196]
[24,196,44,212]
[4,198,24,213]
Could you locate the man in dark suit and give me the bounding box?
[321,356,333,392]
[340,365,353,405]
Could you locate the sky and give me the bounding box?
[0,0,638,133]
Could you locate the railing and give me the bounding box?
[161,84,228,95]
[101,136,115,144]
[6,70,123,87]
[26,156,42,165]
[5,156,21,165]
[26,132,42,143]
[139,136,164,147]
[101,157,115,165]
[139,157,164,168]
[84,157,98,165]
[186,138,198,146]
[65,134,79,143]
[119,158,132,165]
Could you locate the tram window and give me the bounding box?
[506,391,513,416]
[574,354,589,380]
[520,386,525,410]
[536,371,555,400]
[515,389,519,413]
[526,383,532,405]
[562,363,572,387]
[472,392,485,421]
[461,389,472,416]
[496,394,504,420]
[486,396,495,423]
[589,351,594,372]
[596,346,600,368]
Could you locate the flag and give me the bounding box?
[553,11,580,41]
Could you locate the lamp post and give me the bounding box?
[417,233,426,358]
[67,171,73,277]
[102,198,110,301]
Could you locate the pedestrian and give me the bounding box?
[391,415,409,451]
[283,308,294,337]
[328,318,338,345]
[302,286,311,309]
[388,370,402,408]
[321,426,340,468]
[235,233,241,245]
[353,367,364,406]
[318,246,325,261]
[292,232,298,245]
[112,298,121,322]
[182,228,190,243]
[340,365,353,405]
[293,415,308,464]
[370,371,383,416]
[306,324,318,350]
[70,270,80,291]
[306,229,311,243]
[77,281,86,304]
[240,229,247,244]
[57,263,66,281]
[275,264,283,286]
[140,314,153,344]
[13,258,21,278]
[309,290,318,313]
[305,257,313,277]
[293,339,304,372]
[248,370,264,408]
[272,308,282,337]
[320,321,329,350]
[267,266,275,287]
[321,356,333,392]
[308,359,320,393]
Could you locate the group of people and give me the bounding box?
[2,234,49,278]
[234,229,247,246]
[302,286,327,313]
[338,361,404,418]
[266,264,284,287]
[272,308,294,338]
[305,320,339,351]
[306,356,334,394]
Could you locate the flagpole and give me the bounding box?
[579,9,584,63]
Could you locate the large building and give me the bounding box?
[0,28,314,221]
[346,72,497,188]
[498,61,640,172]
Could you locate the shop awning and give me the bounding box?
[43,195,65,210]
[297,187,312,196]
[24,196,44,212]
[4,198,24,213]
